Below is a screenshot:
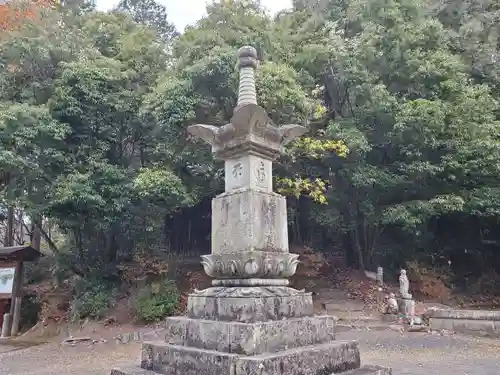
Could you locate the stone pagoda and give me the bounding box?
[112,47,391,375]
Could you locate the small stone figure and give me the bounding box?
[399,269,412,298]
[386,293,398,314]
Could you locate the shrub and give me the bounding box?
[70,281,114,321]
[134,279,180,322]
[20,294,41,331]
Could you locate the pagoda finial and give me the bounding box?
[236,46,258,108]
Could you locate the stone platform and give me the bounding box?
[185,286,314,322]
[112,364,392,375]
[112,341,391,375]
[164,315,336,355]
[140,340,360,375]
[112,287,391,375]
[427,308,500,335]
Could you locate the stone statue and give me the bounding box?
[399,269,412,298]
[386,293,398,314]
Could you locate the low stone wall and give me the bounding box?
[427,308,500,335]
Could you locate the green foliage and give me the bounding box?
[70,280,115,321]
[3,0,500,296]
[133,280,180,322]
[20,294,41,331]
[114,0,178,43]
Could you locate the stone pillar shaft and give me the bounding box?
[187,46,307,286]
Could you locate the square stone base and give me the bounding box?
[397,298,415,317]
[187,286,313,322]
[112,364,392,375]
[140,340,361,375]
[165,315,336,355]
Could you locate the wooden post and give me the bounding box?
[10,297,21,336]
[9,261,23,336]
[1,313,10,338]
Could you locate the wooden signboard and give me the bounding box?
[0,266,16,299]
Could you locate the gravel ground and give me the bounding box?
[0,342,141,375]
[1,330,499,375]
[338,330,500,375]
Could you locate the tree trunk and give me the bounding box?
[31,217,42,251]
[350,227,365,272]
[4,206,14,246]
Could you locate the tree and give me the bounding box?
[0,0,59,32]
[2,0,500,295]
[114,0,177,43]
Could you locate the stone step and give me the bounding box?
[164,315,336,355]
[110,362,392,375]
[324,303,365,312]
[111,366,157,375]
[340,365,392,375]
[141,340,361,375]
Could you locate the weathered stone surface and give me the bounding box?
[225,155,272,193]
[164,315,336,355]
[429,317,497,332]
[111,366,158,375]
[211,189,289,255]
[341,365,392,375]
[426,309,500,321]
[381,314,398,323]
[186,286,313,322]
[397,298,415,317]
[200,251,299,281]
[398,270,412,299]
[141,340,360,375]
[427,309,500,334]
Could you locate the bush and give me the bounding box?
[20,294,41,331]
[24,255,56,284]
[70,281,114,321]
[134,279,180,322]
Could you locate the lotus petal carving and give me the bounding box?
[200,252,300,279]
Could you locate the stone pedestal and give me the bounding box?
[112,287,391,375]
[111,46,393,375]
[397,297,415,319]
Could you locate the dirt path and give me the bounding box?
[0,342,141,375]
[1,328,499,375]
[339,330,500,375]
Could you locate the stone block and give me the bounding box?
[186,286,314,322]
[428,318,454,331]
[453,319,495,332]
[429,317,497,333]
[426,308,500,321]
[111,366,157,375]
[224,155,272,193]
[211,189,288,254]
[141,340,361,375]
[396,298,415,317]
[381,314,398,323]
[164,315,336,355]
[342,365,392,375]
